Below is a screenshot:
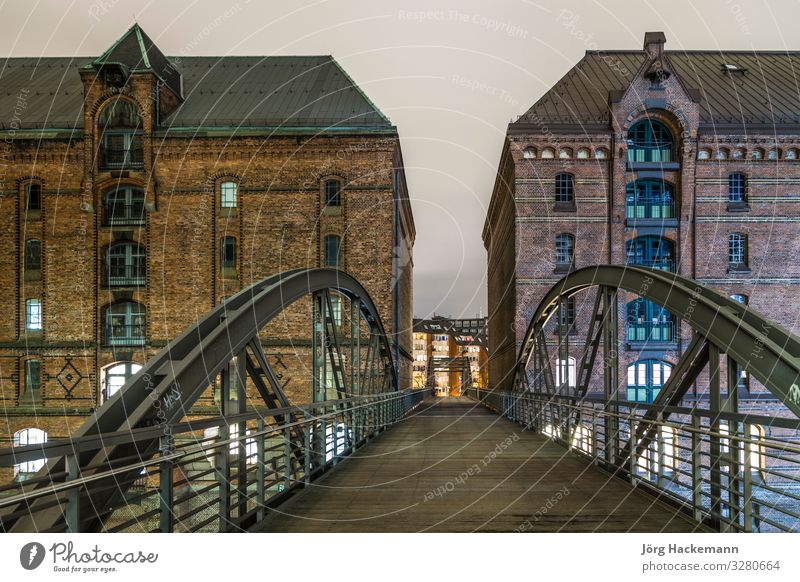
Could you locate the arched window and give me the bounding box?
[559,147,573,159]
[576,147,590,159]
[716,148,730,160]
[554,234,574,269]
[541,147,555,159]
[730,293,748,304]
[25,239,42,271]
[767,148,780,160]
[13,428,48,478]
[106,242,145,286]
[627,299,674,343]
[729,233,748,270]
[101,361,142,403]
[594,147,608,159]
[98,98,143,169]
[626,236,675,271]
[627,360,672,402]
[104,301,145,346]
[104,186,145,225]
[728,173,747,204]
[732,148,746,159]
[786,148,798,160]
[522,147,536,159]
[324,234,341,268]
[697,148,711,160]
[324,179,341,207]
[627,119,673,163]
[625,179,675,220]
[220,181,238,209]
[751,148,764,160]
[554,173,574,205]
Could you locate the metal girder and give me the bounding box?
[513,266,800,418]
[10,269,398,533]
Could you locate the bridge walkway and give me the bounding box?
[253,397,702,532]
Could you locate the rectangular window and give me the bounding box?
[324,235,341,267]
[324,180,341,206]
[220,237,237,269]
[26,184,41,211]
[558,297,575,326]
[25,240,42,270]
[25,299,42,331]
[221,182,238,208]
[555,235,573,266]
[555,174,574,205]
[25,359,41,395]
[729,234,747,267]
[728,173,746,204]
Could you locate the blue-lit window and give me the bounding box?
[626,236,674,271]
[626,299,674,343]
[627,119,673,163]
[627,360,672,403]
[626,180,675,219]
[728,173,747,204]
[25,299,42,331]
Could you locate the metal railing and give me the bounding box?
[627,258,675,271]
[106,266,146,286]
[465,389,800,533]
[104,324,146,346]
[627,320,676,343]
[101,143,144,169]
[105,204,146,226]
[626,200,676,220]
[0,389,424,533]
[627,144,673,164]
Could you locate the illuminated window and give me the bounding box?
[541,147,555,159]
[221,181,238,208]
[101,362,142,403]
[25,299,42,331]
[523,147,536,159]
[13,428,47,477]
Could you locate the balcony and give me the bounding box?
[106,265,145,287]
[628,258,674,272]
[100,133,143,170]
[105,203,146,226]
[626,321,676,344]
[627,144,672,164]
[105,324,146,346]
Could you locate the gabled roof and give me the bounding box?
[91,24,182,98]
[0,27,392,132]
[514,50,800,129]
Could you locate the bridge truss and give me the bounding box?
[472,266,800,532]
[0,269,423,533]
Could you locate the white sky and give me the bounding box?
[1,0,796,318]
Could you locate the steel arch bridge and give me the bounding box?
[474,265,800,532]
[0,269,422,533]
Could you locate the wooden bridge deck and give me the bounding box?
[253,397,703,532]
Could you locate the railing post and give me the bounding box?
[691,415,703,523]
[159,433,174,533]
[743,424,753,532]
[656,412,666,490]
[591,410,599,465]
[351,401,359,452]
[256,417,266,522]
[304,414,312,486]
[283,413,292,491]
[629,410,637,486]
[332,404,339,465]
[64,452,81,533]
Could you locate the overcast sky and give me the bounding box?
[1,0,795,318]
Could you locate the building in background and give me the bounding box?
[413,316,488,396]
[0,24,414,480]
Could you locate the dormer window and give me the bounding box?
[523,147,536,159]
[98,98,143,169]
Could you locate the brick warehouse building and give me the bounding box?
[0,24,415,477]
[484,32,800,408]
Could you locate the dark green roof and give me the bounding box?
[515,50,800,128]
[0,26,392,132]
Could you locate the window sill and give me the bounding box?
[220,267,238,279]
[727,265,751,274]
[627,162,680,171]
[219,207,237,218]
[726,203,750,212]
[552,203,576,213]
[24,270,42,282]
[24,210,41,221]
[626,341,678,351]
[323,205,342,216]
[625,218,678,229]
[553,264,573,275]
[18,392,42,406]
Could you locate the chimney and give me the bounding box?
[643,31,667,58]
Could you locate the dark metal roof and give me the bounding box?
[0,53,391,130]
[514,50,800,129]
[413,317,487,347]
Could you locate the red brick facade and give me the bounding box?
[0,26,414,479]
